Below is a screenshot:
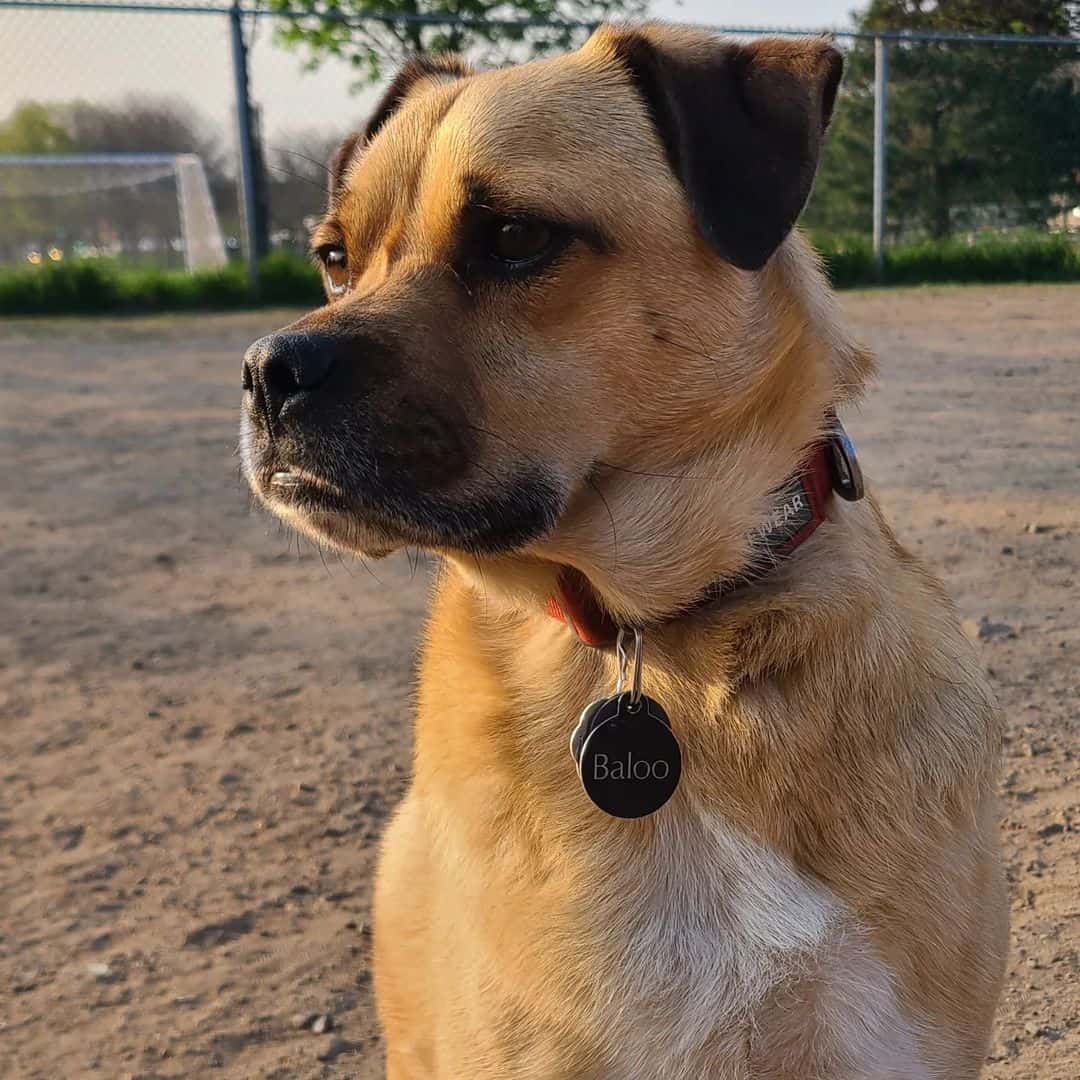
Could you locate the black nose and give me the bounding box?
[242,332,337,423]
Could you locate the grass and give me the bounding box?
[1,235,1078,316]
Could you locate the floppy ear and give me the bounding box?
[595,26,842,270]
[327,54,472,204]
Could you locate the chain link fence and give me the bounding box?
[1,1,1078,284]
[0,1,383,280]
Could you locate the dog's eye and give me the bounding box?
[489,218,554,267]
[318,244,349,297]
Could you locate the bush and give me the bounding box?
[1,238,1077,317]
[0,254,322,316]
[258,251,325,306]
[812,231,1080,289]
[810,233,877,290]
[0,258,122,314]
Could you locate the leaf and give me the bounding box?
[266,0,646,87]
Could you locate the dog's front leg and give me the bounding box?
[385,1049,431,1080]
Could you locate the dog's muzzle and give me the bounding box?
[238,325,566,556]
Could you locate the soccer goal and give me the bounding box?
[0,152,228,272]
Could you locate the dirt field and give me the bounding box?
[1,285,1077,1079]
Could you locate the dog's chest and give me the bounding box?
[574,809,841,1065]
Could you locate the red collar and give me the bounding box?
[546,421,863,648]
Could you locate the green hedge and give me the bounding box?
[1,236,1077,316]
[813,232,1080,290]
[0,252,323,316]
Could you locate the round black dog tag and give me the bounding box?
[570,695,613,764]
[575,692,681,819]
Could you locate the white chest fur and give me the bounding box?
[576,807,929,1079]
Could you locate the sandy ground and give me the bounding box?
[0,285,1076,1079]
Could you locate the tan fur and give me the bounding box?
[246,23,1007,1078]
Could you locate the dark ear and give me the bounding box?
[328,54,472,204]
[597,26,842,270]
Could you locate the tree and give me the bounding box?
[62,97,239,258]
[0,97,240,265]
[805,1,1080,239]
[268,0,646,85]
[0,102,73,153]
[55,97,228,178]
[0,105,75,256]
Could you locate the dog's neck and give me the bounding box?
[544,420,863,647]
[447,238,877,641]
[447,416,867,661]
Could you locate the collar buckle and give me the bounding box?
[827,417,865,502]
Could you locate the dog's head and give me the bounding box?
[240,24,872,622]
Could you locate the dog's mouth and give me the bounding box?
[252,465,402,557]
[266,467,348,508]
[237,326,570,559]
[246,445,568,560]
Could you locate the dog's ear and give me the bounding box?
[593,26,842,270]
[362,54,473,144]
[328,132,364,204]
[328,54,472,204]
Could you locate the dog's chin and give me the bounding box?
[243,471,397,556]
[245,461,568,560]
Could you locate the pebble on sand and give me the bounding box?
[962,615,1018,642]
[317,1037,360,1063]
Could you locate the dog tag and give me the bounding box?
[570,695,612,765]
[576,691,681,819]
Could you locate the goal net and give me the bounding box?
[0,152,228,272]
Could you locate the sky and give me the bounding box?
[658,1,853,29]
[2,1,858,146]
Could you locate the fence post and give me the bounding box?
[229,1,260,294]
[873,35,889,276]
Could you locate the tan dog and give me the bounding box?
[240,23,1007,1078]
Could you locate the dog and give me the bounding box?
[240,23,1008,1078]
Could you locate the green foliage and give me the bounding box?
[0,102,74,153]
[0,96,242,266]
[2,240,1077,316]
[0,255,323,316]
[258,251,327,305]
[267,0,646,86]
[805,0,1080,240]
[812,231,1080,287]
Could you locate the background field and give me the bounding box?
[1,285,1077,1078]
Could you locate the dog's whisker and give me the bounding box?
[471,553,490,613]
[592,460,714,482]
[268,145,332,176]
[462,420,716,483]
[584,473,619,574]
[356,555,385,588]
[446,264,475,300]
[332,549,355,578]
[265,162,330,195]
